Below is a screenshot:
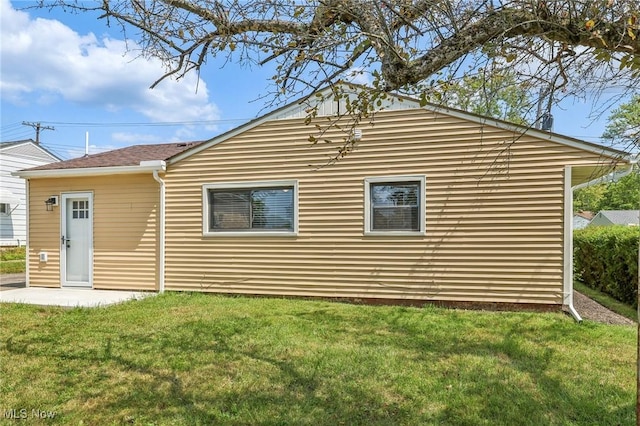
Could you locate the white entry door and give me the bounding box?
[61,192,93,288]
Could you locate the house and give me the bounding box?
[573,211,594,230]
[1,139,60,246]
[588,210,640,227]
[14,87,631,316]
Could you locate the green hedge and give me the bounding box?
[574,226,639,307]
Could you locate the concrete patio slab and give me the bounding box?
[0,287,154,308]
[0,273,26,289]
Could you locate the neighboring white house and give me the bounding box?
[0,140,60,246]
[588,210,640,227]
[573,211,594,230]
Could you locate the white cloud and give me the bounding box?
[66,144,118,159]
[111,132,167,144]
[0,0,220,125]
[110,127,202,144]
[344,67,372,86]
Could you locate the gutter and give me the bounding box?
[17,159,167,292]
[572,158,636,191]
[13,162,168,179]
[25,179,30,288]
[151,168,166,294]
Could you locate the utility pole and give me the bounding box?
[535,86,555,131]
[535,87,545,130]
[21,121,54,144]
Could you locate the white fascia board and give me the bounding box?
[168,119,266,164]
[169,85,360,164]
[13,161,166,179]
[0,141,61,161]
[29,142,62,162]
[572,162,635,191]
[0,141,29,152]
[170,83,630,165]
[422,104,630,159]
[168,105,301,164]
[174,103,630,166]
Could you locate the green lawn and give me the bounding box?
[0,293,636,425]
[0,246,26,274]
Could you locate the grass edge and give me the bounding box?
[574,280,637,322]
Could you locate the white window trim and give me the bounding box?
[364,175,426,236]
[202,180,299,237]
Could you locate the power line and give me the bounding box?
[21,121,55,144]
[1,122,32,138]
[1,123,25,131]
[37,118,249,128]
[1,129,34,141]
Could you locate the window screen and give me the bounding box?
[209,186,294,232]
[370,181,420,231]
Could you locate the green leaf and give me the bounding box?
[293,6,304,18]
[419,92,428,107]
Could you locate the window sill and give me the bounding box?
[203,231,298,237]
[364,230,426,237]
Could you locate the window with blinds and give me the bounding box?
[203,181,297,235]
[370,182,420,230]
[364,176,425,234]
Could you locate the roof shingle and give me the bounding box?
[24,142,202,171]
[598,210,640,225]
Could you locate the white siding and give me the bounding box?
[0,145,58,246]
[272,90,420,120]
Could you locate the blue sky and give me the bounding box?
[0,0,630,160]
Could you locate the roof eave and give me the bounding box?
[423,104,631,160]
[169,84,631,165]
[0,140,62,161]
[13,160,166,179]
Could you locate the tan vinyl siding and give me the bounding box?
[165,108,613,305]
[27,174,159,290]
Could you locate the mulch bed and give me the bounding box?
[573,291,635,326]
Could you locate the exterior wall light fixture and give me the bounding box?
[45,196,58,211]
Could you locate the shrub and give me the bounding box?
[574,226,639,307]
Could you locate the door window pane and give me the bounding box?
[72,200,89,219]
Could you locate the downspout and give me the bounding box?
[152,169,165,293]
[564,166,582,322]
[25,179,30,288]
